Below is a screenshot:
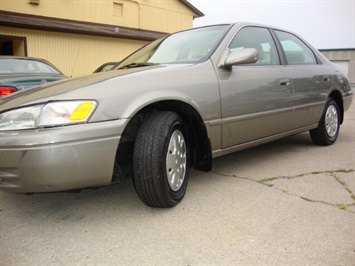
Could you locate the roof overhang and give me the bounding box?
[0,11,168,42]
[179,0,205,19]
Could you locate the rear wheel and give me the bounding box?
[310,98,340,145]
[132,111,189,208]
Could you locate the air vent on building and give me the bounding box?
[113,1,123,17]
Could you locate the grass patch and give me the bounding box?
[257,177,279,187]
[311,171,322,175]
[295,173,306,178]
[258,177,279,183]
[336,204,348,210]
[325,169,354,174]
[301,196,315,202]
[334,169,354,173]
[334,176,346,186]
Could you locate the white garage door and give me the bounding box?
[332,60,350,76]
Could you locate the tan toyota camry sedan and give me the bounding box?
[0,22,352,207]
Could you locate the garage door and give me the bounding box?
[331,60,350,76]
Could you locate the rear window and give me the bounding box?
[0,59,60,74]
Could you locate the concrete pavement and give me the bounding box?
[1,97,354,265]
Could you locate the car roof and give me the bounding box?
[208,22,291,32]
[0,56,51,61]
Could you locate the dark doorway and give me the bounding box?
[0,36,27,56]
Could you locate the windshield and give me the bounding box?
[116,25,230,68]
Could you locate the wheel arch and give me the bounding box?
[112,100,212,183]
[328,90,344,124]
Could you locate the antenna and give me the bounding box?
[71,40,83,77]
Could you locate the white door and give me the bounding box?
[332,60,350,76]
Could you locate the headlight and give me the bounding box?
[0,105,43,131]
[0,101,97,131]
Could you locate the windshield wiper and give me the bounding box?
[118,62,158,69]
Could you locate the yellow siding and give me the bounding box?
[0,0,198,76]
[1,0,119,25]
[0,0,195,32]
[0,26,147,77]
[140,0,195,32]
[141,4,193,32]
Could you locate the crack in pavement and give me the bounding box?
[212,169,355,213]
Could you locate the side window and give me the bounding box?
[229,27,279,65]
[275,30,317,65]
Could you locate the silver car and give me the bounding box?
[0,23,353,208]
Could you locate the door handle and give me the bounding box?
[280,79,291,86]
[323,75,330,82]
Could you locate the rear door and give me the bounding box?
[273,30,331,127]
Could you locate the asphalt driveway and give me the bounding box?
[1,96,354,265]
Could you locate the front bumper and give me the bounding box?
[343,93,353,112]
[0,119,126,193]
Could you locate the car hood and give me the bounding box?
[0,64,196,112]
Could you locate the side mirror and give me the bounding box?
[223,48,258,67]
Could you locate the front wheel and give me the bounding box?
[310,98,340,146]
[132,111,189,208]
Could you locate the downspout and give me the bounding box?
[125,0,141,29]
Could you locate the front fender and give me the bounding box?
[88,62,221,123]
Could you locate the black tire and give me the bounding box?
[310,98,340,146]
[132,111,189,208]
